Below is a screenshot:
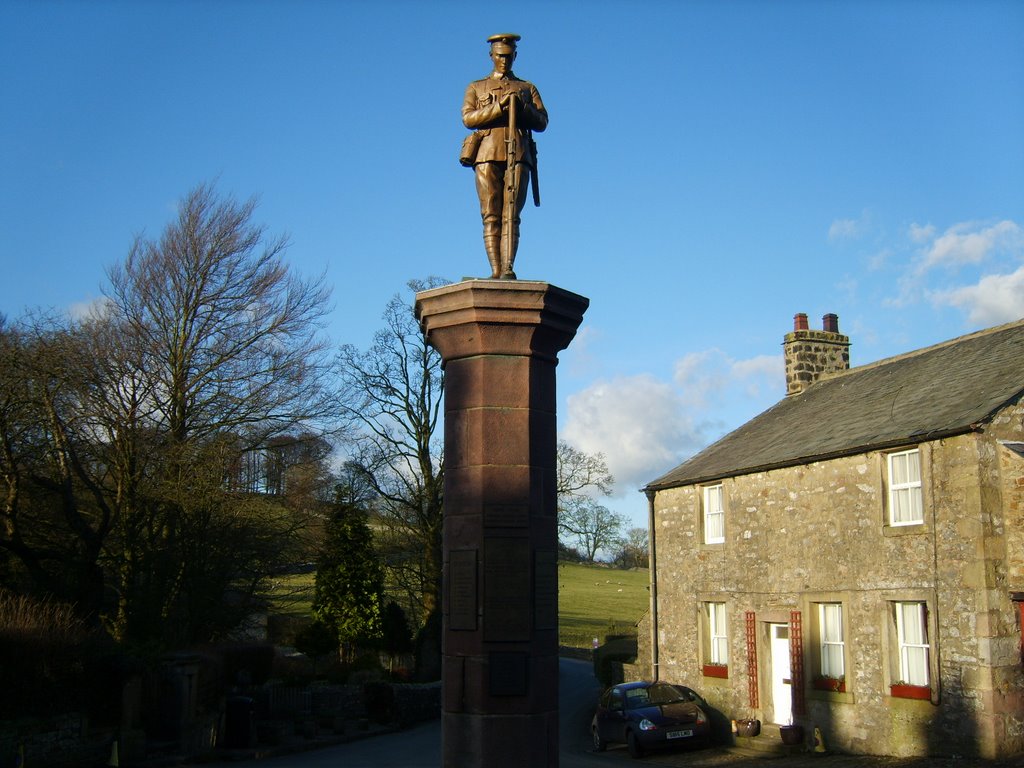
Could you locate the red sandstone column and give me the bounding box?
[415,280,589,768]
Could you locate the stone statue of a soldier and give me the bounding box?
[461,33,548,279]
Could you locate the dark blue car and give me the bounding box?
[591,681,710,758]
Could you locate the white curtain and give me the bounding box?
[890,450,923,524]
[705,485,724,542]
[819,603,844,677]
[709,602,728,665]
[897,602,929,685]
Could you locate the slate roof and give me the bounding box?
[645,318,1024,491]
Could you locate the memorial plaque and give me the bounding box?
[445,654,466,712]
[485,504,529,528]
[484,537,531,641]
[449,549,478,631]
[534,550,558,630]
[489,652,528,696]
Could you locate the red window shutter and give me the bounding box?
[745,610,759,708]
[1018,600,1024,665]
[790,610,805,716]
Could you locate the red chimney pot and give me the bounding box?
[793,313,809,331]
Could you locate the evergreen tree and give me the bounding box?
[380,600,413,672]
[293,619,338,677]
[312,502,385,660]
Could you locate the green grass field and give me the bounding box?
[556,563,648,648]
[268,562,649,650]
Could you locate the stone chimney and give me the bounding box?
[783,312,851,396]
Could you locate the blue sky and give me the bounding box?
[3,0,1023,532]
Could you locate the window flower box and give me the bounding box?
[890,682,930,700]
[702,663,729,679]
[812,675,846,693]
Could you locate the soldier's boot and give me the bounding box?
[484,235,502,279]
[499,231,519,280]
[483,219,502,278]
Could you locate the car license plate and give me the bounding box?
[667,729,693,739]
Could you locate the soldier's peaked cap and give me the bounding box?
[487,33,520,53]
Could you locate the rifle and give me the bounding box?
[530,135,540,207]
[503,90,519,276]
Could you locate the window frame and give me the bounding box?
[805,596,854,702]
[700,600,729,678]
[818,602,845,680]
[894,601,930,687]
[887,448,923,527]
[702,483,725,544]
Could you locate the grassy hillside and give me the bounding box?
[557,562,648,648]
[267,561,649,650]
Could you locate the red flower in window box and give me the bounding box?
[702,663,729,678]
[890,682,930,700]
[812,675,846,692]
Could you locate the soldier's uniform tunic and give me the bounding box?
[462,69,547,278]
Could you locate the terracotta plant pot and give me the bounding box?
[779,724,804,745]
[737,718,760,737]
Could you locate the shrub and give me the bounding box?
[363,681,395,724]
[0,589,118,719]
[220,642,275,686]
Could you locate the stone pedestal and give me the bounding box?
[415,280,589,768]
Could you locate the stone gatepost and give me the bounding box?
[415,279,588,768]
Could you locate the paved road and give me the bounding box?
[210,659,1020,767]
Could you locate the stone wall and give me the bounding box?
[649,404,1024,759]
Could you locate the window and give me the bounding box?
[818,603,845,679]
[709,602,728,664]
[702,601,729,675]
[895,601,929,686]
[888,449,923,525]
[703,484,725,544]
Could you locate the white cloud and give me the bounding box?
[731,354,784,399]
[828,210,871,242]
[917,220,1022,274]
[68,296,112,321]
[828,218,859,241]
[930,265,1024,326]
[867,248,892,271]
[908,222,935,244]
[563,351,784,497]
[673,349,729,408]
[563,374,702,497]
[884,219,1024,315]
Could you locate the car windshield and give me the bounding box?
[625,683,689,708]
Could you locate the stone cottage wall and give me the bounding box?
[651,417,1024,759]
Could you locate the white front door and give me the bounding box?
[769,623,792,724]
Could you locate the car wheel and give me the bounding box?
[592,726,607,752]
[626,729,645,759]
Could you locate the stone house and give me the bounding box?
[638,314,1024,759]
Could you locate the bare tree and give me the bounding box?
[106,182,335,449]
[555,441,618,561]
[1,184,337,645]
[335,278,447,629]
[558,497,628,563]
[0,314,121,611]
[556,440,614,499]
[612,527,650,570]
[96,182,336,643]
